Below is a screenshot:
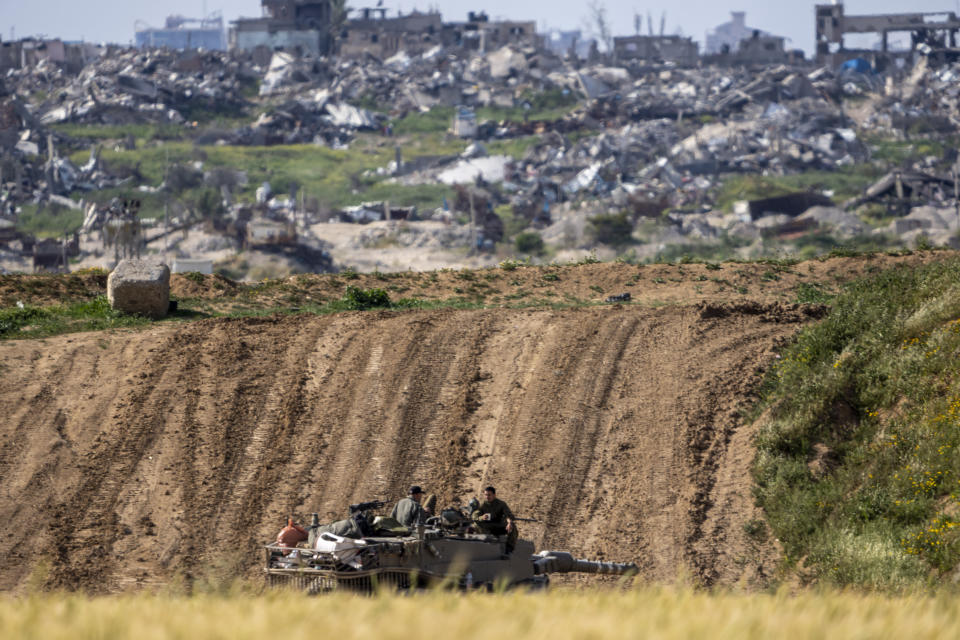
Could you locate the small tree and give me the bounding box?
[588,212,634,246]
[196,188,226,230]
[585,0,613,54]
[329,0,349,49]
[515,231,545,255]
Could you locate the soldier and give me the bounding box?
[391,485,427,527]
[471,486,517,555]
[422,493,437,517]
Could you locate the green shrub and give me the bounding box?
[0,306,49,338]
[499,258,527,271]
[515,231,545,255]
[341,286,392,311]
[588,212,634,246]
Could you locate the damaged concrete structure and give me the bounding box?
[816,2,960,65]
[613,35,699,66]
[0,39,103,74]
[135,13,226,51]
[231,0,335,56]
[706,12,768,55]
[444,12,539,52]
[734,33,792,65]
[340,8,443,59]
[231,3,539,60]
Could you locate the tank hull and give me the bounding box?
[265,531,633,594]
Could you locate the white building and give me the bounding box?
[706,11,768,55]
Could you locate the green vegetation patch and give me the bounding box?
[755,257,960,591]
[66,142,453,217]
[15,202,85,238]
[0,296,152,340]
[340,286,392,311]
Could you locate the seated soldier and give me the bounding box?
[471,486,518,554]
[391,485,427,527]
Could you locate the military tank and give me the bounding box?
[264,501,638,593]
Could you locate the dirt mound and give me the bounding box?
[0,272,107,307]
[696,301,828,322]
[0,272,237,307]
[169,274,242,300]
[0,251,948,314]
[0,302,811,592]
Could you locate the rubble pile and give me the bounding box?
[7,48,256,126]
[383,63,870,229]
[856,58,960,143]
[7,39,960,274]
[0,90,126,216]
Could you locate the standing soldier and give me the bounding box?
[391,485,427,527]
[471,486,518,555]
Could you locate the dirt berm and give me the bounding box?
[0,303,820,592]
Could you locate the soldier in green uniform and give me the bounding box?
[391,485,427,527]
[471,486,518,554]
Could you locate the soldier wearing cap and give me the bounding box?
[391,485,428,527]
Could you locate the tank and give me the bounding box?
[264,501,638,593]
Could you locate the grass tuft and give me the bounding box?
[0,297,152,340]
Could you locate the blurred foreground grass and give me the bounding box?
[3,589,960,640]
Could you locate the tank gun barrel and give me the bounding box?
[532,551,638,576]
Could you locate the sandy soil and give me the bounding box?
[0,299,818,593]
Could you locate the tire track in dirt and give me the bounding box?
[0,304,811,592]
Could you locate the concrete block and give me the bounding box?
[107,259,170,319]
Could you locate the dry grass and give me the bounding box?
[3,589,960,639]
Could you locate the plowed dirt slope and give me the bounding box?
[0,302,821,592]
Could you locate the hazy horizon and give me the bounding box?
[3,1,960,55]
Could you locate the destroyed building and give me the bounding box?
[816,2,960,66]
[135,13,226,51]
[544,30,593,60]
[613,35,699,67]
[735,33,790,65]
[340,8,443,59]
[0,38,103,74]
[443,12,539,52]
[706,12,769,55]
[231,0,335,56]
[0,41,20,72]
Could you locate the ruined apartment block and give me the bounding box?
[230,2,538,59]
[0,38,103,74]
[339,7,443,59]
[816,2,960,66]
[231,0,335,57]
[444,12,539,53]
[613,35,699,67]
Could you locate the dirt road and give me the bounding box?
[0,300,822,592]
